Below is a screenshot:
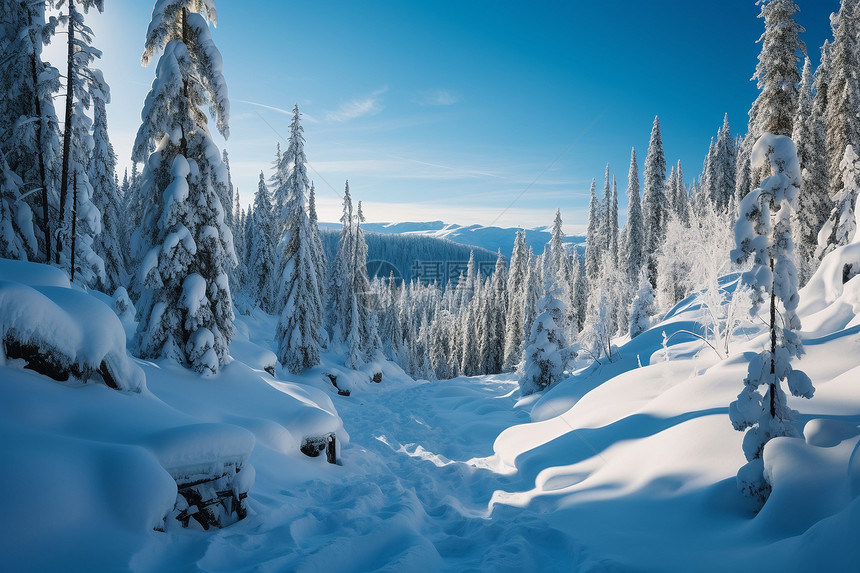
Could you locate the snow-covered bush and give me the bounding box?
[729,134,814,505]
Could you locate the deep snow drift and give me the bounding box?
[1,249,859,571]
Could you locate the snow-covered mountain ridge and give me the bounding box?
[319,220,586,259]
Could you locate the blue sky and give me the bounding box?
[68,0,840,233]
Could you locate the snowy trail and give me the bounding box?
[156,374,582,572]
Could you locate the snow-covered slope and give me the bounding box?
[3,249,860,571]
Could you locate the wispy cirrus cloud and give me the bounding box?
[325,87,388,122]
[235,99,319,123]
[417,89,459,106]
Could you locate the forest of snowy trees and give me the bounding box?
[3,0,860,507]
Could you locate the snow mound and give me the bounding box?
[0,272,145,393]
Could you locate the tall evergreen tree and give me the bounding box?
[793,56,830,283]
[642,116,667,288]
[247,172,276,312]
[89,72,128,292]
[132,0,236,376]
[503,229,529,370]
[275,106,324,373]
[329,181,354,343]
[824,1,860,195]
[584,178,601,282]
[748,0,805,139]
[0,1,62,262]
[730,134,814,505]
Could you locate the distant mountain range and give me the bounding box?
[318,221,585,259]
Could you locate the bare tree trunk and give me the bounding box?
[57,0,75,265]
[769,257,776,418]
[70,169,77,283]
[27,7,51,263]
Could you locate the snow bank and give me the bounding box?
[0,277,145,393]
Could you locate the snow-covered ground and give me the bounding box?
[2,253,860,571]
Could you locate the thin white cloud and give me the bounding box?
[325,87,388,122]
[418,89,459,106]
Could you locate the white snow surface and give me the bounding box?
[2,256,860,571]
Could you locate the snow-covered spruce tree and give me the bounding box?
[519,267,569,395]
[729,134,814,505]
[503,229,528,370]
[642,116,667,288]
[824,1,860,195]
[748,0,805,140]
[308,181,327,320]
[608,175,619,265]
[742,0,805,199]
[231,186,245,293]
[132,0,236,376]
[350,200,376,364]
[55,0,105,280]
[792,57,829,285]
[620,148,644,290]
[247,172,276,312]
[818,145,860,255]
[89,72,128,293]
[735,134,753,205]
[0,147,37,260]
[712,114,737,213]
[598,165,611,259]
[670,160,690,224]
[569,249,587,334]
[0,1,62,262]
[479,250,507,374]
[328,181,354,343]
[628,268,655,339]
[584,178,601,283]
[221,149,233,227]
[519,249,542,365]
[275,106,324,373]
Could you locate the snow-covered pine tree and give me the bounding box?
[231,186,245,292]
[818,145,860,255]
[328,181,354,343]
[628,267,655,339]
[57,2,106,287]
[569,249,587,334]
[748,0,805,139]
[351,200,376,362]
[642,115,667,288]
[503,229,529,370]
[792,56,830,284]
[608,175,619,265]
[0,1,62,262]
[735,134,753,205]
[89,71,128,293]
[308,181,327,321]
[0,147,37,260]
[479,250,507,374]
[132,0,236,376]
[742,0,805,199]
[519,263,569,395]
[519,249,542,365]
[221,149,233,227]
[584,178,601,282]
[247,172,276,312]
[275,106,324,373]
[824,1,860,196]
[672,160,690,223]
[729,133,814,505]
[621,148,644,287]
[713,114,737,213]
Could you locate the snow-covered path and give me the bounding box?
[152,374,581,572]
